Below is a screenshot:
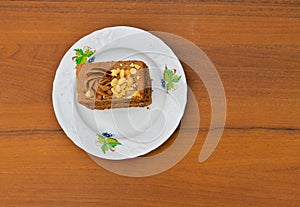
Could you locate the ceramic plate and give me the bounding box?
[52,26,187,160]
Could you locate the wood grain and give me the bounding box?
[0,1,299,207]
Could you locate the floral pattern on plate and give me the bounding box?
[96,132,122,153]
[161,65,182,92]
[72,46,96,68]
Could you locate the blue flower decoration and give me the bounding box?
[88,56,95,63]
[161,79,166,89]
[102,132,113,137]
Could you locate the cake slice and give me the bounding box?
[76,60,152,110]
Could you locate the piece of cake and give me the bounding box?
[76,60,152,110]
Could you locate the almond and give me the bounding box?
[121,83,126,90]
[115,85,121,93]
[111,78,118,86]
[130,68,137,75]
[125,70,131,77]
[118,77,126,85]
[120,69,125,78]
[111,69,117,77]
[111,87,117,94]
[85,90,92,98]
[127,77,133,87]
[115,94,122,98]
[133,91,140,97]
[134,64,141,69]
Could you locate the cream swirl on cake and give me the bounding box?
[76,62,114,108]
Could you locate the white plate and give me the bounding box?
[52,26,187,160]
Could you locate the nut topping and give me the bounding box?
[118,77,126,85]
[130,68,137,75]
[85,90,92,98]
[127,77,133,87]
[111,78,118,86]
[120,69,125,78]
[134,64,141,69]
[109,63,141,98]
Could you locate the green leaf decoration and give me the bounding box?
[96,133,122,154]
[75,56,83,65]
[81,56,87,64]
[73,47,95,66]
[106,138,122,148]
[97,135,105,144]
[101,144,109,154]
[172,75,181,83]
[84,50,94,57]
[164,68,173,83]
[74,49,84,56]
[167,82,174,91]
[162,65,181,92]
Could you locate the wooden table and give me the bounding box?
[1,1,299,206]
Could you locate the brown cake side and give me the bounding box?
[76,60,152,110]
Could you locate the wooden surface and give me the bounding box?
[1,0,299,206]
